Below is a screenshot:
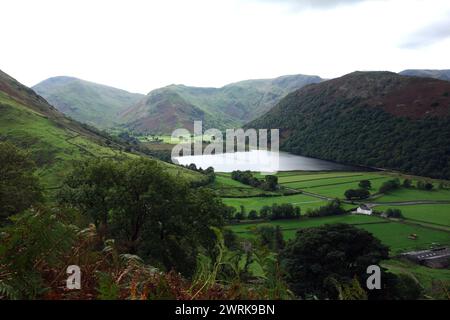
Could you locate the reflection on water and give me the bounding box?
[172,150,361,173]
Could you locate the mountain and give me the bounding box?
[248,71,450,179]
[400,69,450,82]
[120,74,323,134]
[0,70,201,187]
[33,76,144,128]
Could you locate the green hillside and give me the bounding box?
[120,74,323,134]
[0,70,202,188]
[33,76,144,128]
[248,71,450,179]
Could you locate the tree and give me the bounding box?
[359,180,372,190]
[344,189,370,200]
[59,158,225,276]
[58,158,119,237]
[262,175,278,191]
[281,223,389,299]
[393,274,423,300]
[260,206,271,219]
[248,210,258,220]
[255,225,285,252]
[385,208,403,218]
[402,179,412,188]
[417,180,434,191]
[0,142,43,222]
[306,199,345,217]
[379,178,401,194]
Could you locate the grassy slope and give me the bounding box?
[33,77,144,128]
[382,258,450,298]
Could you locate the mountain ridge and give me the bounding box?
[399,69,450,82]
[120,74,323,134]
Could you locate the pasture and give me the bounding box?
[228,214,450,254]
[375,204,450,227]
[222,193,328,212]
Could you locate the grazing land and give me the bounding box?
[375,204,450,227]
[228,214,450,254]
[218,170,450,256]
[222,193,328,212]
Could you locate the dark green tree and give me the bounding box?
[0,142,43,222]
[281,223,389,299]
[59,158,225,276]
[344,189,370,200]
[248,210,258,220]
[358,180,372,190]
[402,179,412,188]
[58,158,118,237]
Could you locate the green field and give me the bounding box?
[228,214,450,254]
[222,193,328,212]
[210,174,277,197]
[376,204,450,227]
[215,171,449,254]
[279,173,395,199]
[376,188,450,203]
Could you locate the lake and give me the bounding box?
[172,150,362,173]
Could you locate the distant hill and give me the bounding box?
[0,70,202,187]
[120,74,323,134]
[248,71,450,179]
[33,77,144,128]
[400,69,450,82]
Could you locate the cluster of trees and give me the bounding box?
[344,188,370,200]
[404,178,435,191]
[417,181,434,191]
[358,180,372,190]
[281,224,423,300]
[255,226,285,252]
[384,208,403,218]
[232,203,301,221]
[57,158,225,276]
[261,203,301,220]
[305,200,346,218]
[231,171,278,191]
[185,163,216,184]
[379,178,401,194]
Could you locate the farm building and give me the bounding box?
[356,204,373,215]
[401,247,450,269]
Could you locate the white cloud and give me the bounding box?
[0,0,449,93]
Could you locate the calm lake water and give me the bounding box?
[172,150,361,173]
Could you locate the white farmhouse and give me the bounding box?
[357,204,373,215]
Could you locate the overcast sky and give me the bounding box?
[1,0,449,93]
